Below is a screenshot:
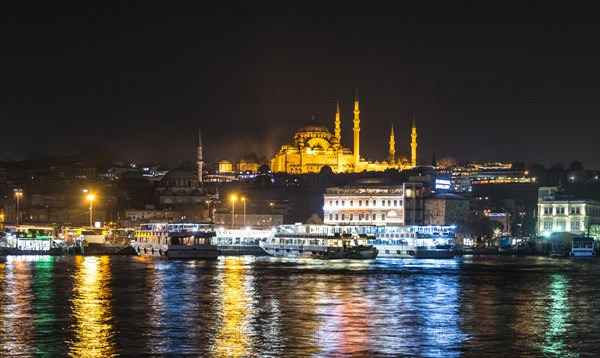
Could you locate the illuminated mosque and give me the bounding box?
[270,90,418,174]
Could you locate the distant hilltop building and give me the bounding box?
[270,89,418,174]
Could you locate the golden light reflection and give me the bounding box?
[68,256,116,357]
[214,257,252,357]
[1,260,35,355]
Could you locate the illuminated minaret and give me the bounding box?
[389,124,396,164]
[353,88,360,170]
[334,100,341,141]
[197,128,203,185]
[410,115,417,167]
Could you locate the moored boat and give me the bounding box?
[165,232,219,259]
[213,228,270,256]
[260,224,378,260]
[132,222,219,259]
[570,237,595,257]
[367,225,457,259]
[1,226,65,256]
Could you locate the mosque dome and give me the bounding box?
[297,121,330,133]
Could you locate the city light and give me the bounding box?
[87,194,95,228]
[14,189,23,227]
[231,195,237,229]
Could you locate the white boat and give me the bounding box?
[570,237,595,257]
[1,226,65,256]
[260,224,378,259]
[166,232,219,259]
[132,222,218,259]
[366,225,457,259]
[213,228,271,256]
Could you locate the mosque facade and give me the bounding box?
[270,90,419,174]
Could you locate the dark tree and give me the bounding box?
[567,160,584,171]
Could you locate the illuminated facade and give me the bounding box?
[323,183,424,226]
[537,187,600,237]
[271,90,418,174]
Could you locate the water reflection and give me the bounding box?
[68,256,116,357]
[1,258,35,355]
[543,274,574,357]
[32,258,58,356]
[213,257,255,357]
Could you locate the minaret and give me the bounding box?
[196,128,203,185]
[389,124,396,164]
[410,115,417,167]
[334,100,341,141]
[353,88,360,171]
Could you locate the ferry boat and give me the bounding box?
[132,222,219,259]
[570,237,595,257]
[366,225,458,259]
[1,226,65,256]
[260,224,378,260]
[165,230,220,259]
[213,228,271,256]
[549,239,567,257]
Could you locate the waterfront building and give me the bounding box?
[537,187,600,238]
[451,162,530,193]
[271,90,418,174]
[323,182,424,226]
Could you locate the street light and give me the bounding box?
[241,197,246,228]
[231,195,237,229]
[14,189,23,227]
[87,193,95,227]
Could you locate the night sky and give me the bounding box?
[1,1,598,169]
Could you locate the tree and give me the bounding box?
[567,160,584,171]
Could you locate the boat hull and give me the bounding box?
[166,244,220,259]
[375,244,456,259]
[261,243,377,259]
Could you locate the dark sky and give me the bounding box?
[1,0,599,169]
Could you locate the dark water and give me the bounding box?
[1,255,599,357]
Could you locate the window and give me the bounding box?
[342,200,345,206]
[373,200,377,206]
[570,206,581,215]
[382,201,385,207]
[556,221,566,230]
[366,200,369,207]
[571,221,580,230]
[350,214,353,221]
[329,200,332,206]
[350,200,353,206]
[365,214,369,220]
[388,200,391,206]
[329,214,332,220]
[359,200,362,206]
[544,207,552,215]
[335,200,339,206]
[543,221,552,230]
[394,200,398,207]
[373,214,377,220]
[382,213,386,221]
[341,214,345,220]
[335,214,339,220]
